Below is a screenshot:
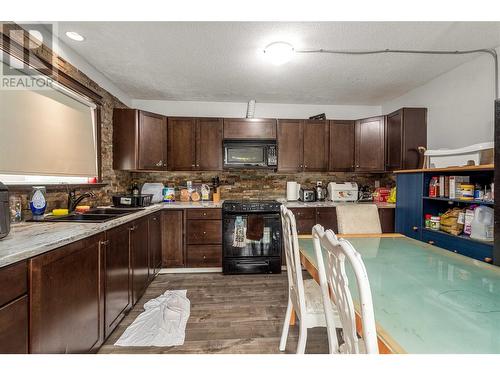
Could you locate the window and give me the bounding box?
[0,58,98,185]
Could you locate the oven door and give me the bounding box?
[223,213,281,257]
[224,143,268,167]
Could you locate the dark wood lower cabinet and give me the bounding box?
[105,224,131,339]
[379,208,395,233]
[0,296,28,354]
[30,233,105,354]
[131,217,150,305]
[315,207,338,232]
[149,212,162,278]
[290,208,317,235]
[162,210,185,267]
[186,220,222,244]
[186,245,222,267]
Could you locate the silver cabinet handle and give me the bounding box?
[156,160,163,166]
[99,240,109,246]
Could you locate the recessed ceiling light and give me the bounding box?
[65,31,85,42]
[263,42,294,66]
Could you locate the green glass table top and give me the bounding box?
[298,236,500,354]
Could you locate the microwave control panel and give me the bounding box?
[267,146,277,166]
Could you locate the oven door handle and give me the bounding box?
[236,260,270,266]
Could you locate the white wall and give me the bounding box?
[382,48,499,149]
[131,99,381,120]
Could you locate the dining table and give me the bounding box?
[297,233,500,354]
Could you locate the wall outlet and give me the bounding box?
[374,180,380,188]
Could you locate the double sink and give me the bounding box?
[39,207,144,223]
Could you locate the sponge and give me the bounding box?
[52,209,69,216]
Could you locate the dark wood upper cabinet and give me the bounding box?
[277,119,328,172]
[386,108,427,171]
[113,109,167,171]
[303,120,329,172]
[162,210,184,267]
[355,116,385,172]
[30,233,105,353]
[167,117,197,170]
[196,118,223,170]
[149,212,162,278]
[277,119,303,172]
[168,117,223,171]
[104,223,131,338]
[223,118,277,139]
[329,120,355,172]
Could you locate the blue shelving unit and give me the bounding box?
[395,166,494,263]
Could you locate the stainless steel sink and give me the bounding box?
[28,207,144,223]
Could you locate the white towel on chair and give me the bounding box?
[115,290,190,347]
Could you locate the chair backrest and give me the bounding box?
[280,206,307,320]
[336,204,381,234]
[312,224,378,354]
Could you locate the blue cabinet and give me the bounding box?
[395,173,423,240]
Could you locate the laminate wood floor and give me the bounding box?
[98,272,329,354]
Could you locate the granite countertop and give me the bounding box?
[280,199,396,209]
[0,201,223,268]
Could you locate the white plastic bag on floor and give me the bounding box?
[115,290,190,347]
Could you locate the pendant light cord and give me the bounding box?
[296,48,499,99]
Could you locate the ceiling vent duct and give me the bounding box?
[246,99,256,118]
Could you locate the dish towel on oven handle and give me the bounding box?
[232,215,247,248]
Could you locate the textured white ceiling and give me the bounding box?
[56,22,500,105]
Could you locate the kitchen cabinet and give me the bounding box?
[104,223,131,338]
[395,173,424,240]
[149,212,162,278]
[386,108,427,171]
[355,116,385,172]
[315,207,338,232]
[290,208,316,235]
[113,109,167,171]
[223,118,277,139]
[378,207,395,233]
[186,209,222,268]
[329,120,355,172]
[168,117,223,171]
[130,217,150,305]
[162,210,185,267]
[277,119,329,172]
[0,261,28,354]
[30,233,105,353]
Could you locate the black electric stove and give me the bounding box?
[222,200,282,274]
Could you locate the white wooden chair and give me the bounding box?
[312,224,379,354]
[335,204,381,234]
[279,206,339,354]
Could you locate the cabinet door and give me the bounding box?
[149,212,162,278]
[303,120,329,172]
[385,110,403,171]
[30,233,105,353]
[130,217,149,305]
[290,208,316,235]
[316,208,338,232]
[168,117,196,170]
[395,173,423,240]
[138,111,167,170]
[0,296,28,354]
[355,116,385,172]
[196,118,223,171]
[277,119,303,172]
[223,118,276,139]
[329,120,355,171]
[378,208,395,233]
[162,210,184,267]
[105,224,131,338]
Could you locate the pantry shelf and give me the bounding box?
[422,196,494,206]
[422,227,494,247]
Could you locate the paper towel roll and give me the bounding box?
[286,181,300,201]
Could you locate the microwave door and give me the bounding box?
[225,146,266,166]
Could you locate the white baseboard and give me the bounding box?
[159,267,222,274]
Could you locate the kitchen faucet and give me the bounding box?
[67,190,96,212]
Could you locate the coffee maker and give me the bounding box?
[315,181,326,201]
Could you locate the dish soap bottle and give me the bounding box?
[29,186,47,220]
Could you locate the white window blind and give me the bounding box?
[0,62,98,178]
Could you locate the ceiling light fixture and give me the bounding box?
[65,31,85,42]
[263,41,295,65]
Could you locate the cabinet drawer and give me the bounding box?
[186,220,222,244]
[187,208,222,220]
[295,218,316,235]
[0,295,28,354]
[187,245,222,267]
[290,208,315,220]
[0,261,27,307]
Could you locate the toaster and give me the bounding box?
[299,188,316,202]
[0,182,10,239]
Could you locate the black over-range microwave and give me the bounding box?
[223,140,278,169]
